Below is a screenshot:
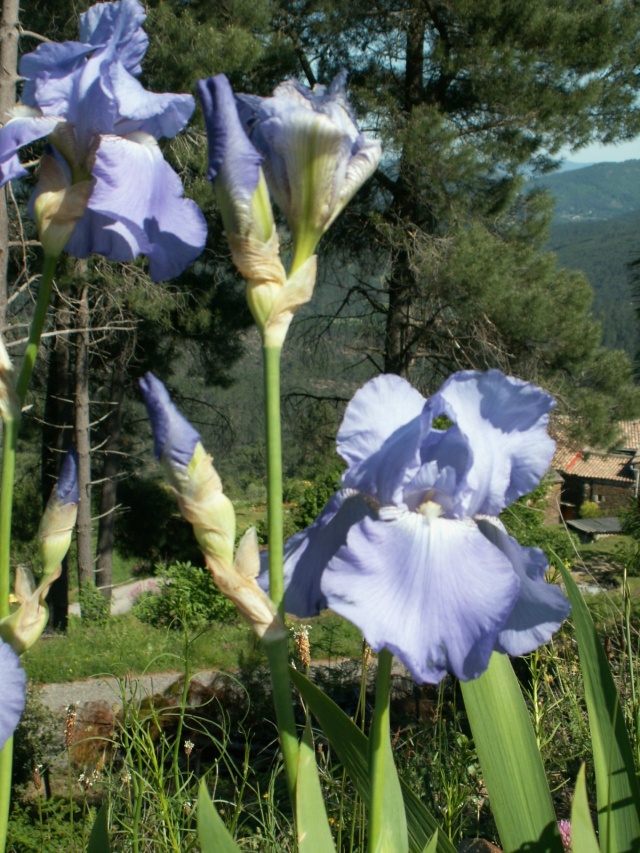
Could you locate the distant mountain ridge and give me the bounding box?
[531,159,640,222]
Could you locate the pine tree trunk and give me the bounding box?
[74,284,94,590]
[382,6,427,379]
[42,295,73,631]
[95,360,126,601]
[0,0,19,331]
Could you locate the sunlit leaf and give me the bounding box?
[558,564,640,853]
[460,652,563,852]
[290,667,456,853]
[197,778,243,853]
[297,718,337,852]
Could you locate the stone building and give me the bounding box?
[552,420,640,520]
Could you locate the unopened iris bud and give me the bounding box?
[0,567,49,654]
[139,372,284,640]
[197,75,316,348]
[39,448,79,579]
[237,70,382,273]
[138,372,236,567]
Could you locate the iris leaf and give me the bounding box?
[460,652,563,852]
[297,718,337,852]
[290,667,456,853]
[197,779,242,853]
[558,563,640,853]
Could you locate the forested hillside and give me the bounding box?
[530,161,640,358]
[534,159,640,221]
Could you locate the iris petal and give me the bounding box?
[323,513,520,683]
[338,374,426,502]
[139,372,200,467]
[65,134,207,281]
[429,370,556,517]
[109,63,194,139]
[258,491,374,615]
[476,517,571,655]
[80,0,148,74]
[197,75,262,230]
[0,113,61,185]
[0,640,26,750]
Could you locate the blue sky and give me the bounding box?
[561,137,640,164]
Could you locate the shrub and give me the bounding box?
[79,582,110,626]
[580,501,601,519]
[131,561,237,629]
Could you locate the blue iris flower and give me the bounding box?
[0,0,206,280]
[0,639,26,749]
[263,369,571,684]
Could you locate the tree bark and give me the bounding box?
[42,294,73,631]
[74,283,94,590]
[95,360,126,601]
[383,6,428,378]
[0,0,19,332]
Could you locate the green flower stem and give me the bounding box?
[0,252,57,853]
[15,254,58,402]
[368,649,393,853]
[262,343,299,804]
[263,345,284,614]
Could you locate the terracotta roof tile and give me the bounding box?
[560,451,634,483]
[617,420,640,451]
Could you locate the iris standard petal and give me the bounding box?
[0,113,62,186]
[259,105,350,226]
[197,76,262,214]
[65,133,206,281]
[109,63,194,139]
[20,42,93,113]
[338,374,426,504]
[475,517,571,656]
[429,370,556,518]
[139,372,200,468]
[80,0,148,75]
[0,639,26,750]
[322,512,521,683]
[259,491,374,615]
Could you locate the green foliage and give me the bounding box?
[12,686,59,788]
[620,497,640,540]
[116,477,202,568]
[21,613,251,682]
[501,483,579,566]
[291,461,345,530]
[580,501,602,519]
[131,561,237,630]
[79,583,110,627]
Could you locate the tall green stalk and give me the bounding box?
[262,343,299,805]
[368,649,393,852]
[0,252,58,853]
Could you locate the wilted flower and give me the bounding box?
[263,370,570,684]
[0,0,206,278]
[197,74,316,346]
[139,372,285,640]
[237,70,381,271]
[0,638,26,749]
